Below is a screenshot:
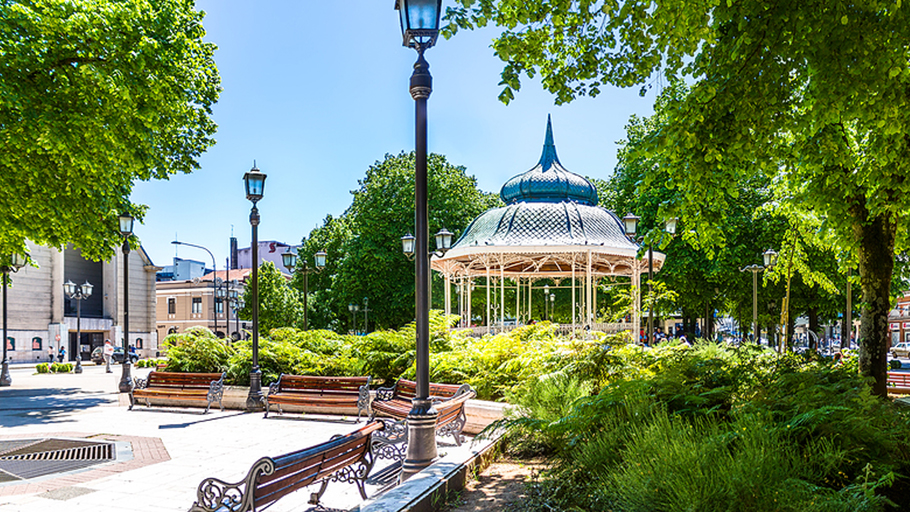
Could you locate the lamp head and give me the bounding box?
[281,246,297,272]
[401,233,416,256]
[435,227,453,252]
[81,281,93,298]
[396,0,442,49]
[243,163,267,204]
[763,248,778,267]
[315,249,327,269]
[118,214,134,236]
[63,280,77,298]
[665,217,678,235]
[622,213,640,237]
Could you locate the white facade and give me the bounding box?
[236,241,293,270]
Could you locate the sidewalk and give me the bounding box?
[0,365,439,512]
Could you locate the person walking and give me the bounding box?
[103,340,114,373]
[58,346,66,363]
[47,346,54,363]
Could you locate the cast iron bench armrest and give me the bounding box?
[263,374,372,420]
[129,372,226,414]
[189,421,384,512]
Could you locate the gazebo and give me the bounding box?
[431,117,665,335]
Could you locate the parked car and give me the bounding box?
[90,346,138,365]
[892,342,910,358]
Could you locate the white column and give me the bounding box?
[586,251,593,326]
[500,265,505,332]
[444,274,451,317]
[467,278,472,328]
[633,266,641,342]
[514,277,520,325]
[571,256,576,334]
[486,267,491,331]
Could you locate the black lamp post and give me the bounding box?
[396,0,445,479]
[244,163,266,409]
[623,214,675,345]
[63,279,93,374]
[118,214,134,393]
[172,240,218,335]
[282,247,327,331]
[1,252,27,386]
[740,248,778,344]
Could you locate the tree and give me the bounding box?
[299,152,500,331]
[237,262,305,333]
[0,0,219,260]
[447,0,910,396]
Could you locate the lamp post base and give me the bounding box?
[0,359,11,386]
[400,399,439,482]
[118,363,132,393]
[246,369,263,410]
[74,357,83,374]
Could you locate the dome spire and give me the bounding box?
[539,114,561,169]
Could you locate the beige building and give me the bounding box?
[155,269,251,342]
[3,241,160,363]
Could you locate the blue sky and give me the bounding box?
[132,1,656,269]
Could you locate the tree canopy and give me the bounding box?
[446,0,910,394]
[0,0,220,261]
[296,152,500,331]
[237,261,305,333]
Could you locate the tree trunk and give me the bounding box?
[808,307,819,350]
[851,204,896,398]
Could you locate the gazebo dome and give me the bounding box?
[500,116,599,206]
[451,117,635,253]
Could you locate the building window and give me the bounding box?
[168,298,176,314]
[168,327,178,335]
[215,298,223,314]
[135,337,143,349]
[192,297,202,314]
[6,337,14,351]
[32,337,42,350]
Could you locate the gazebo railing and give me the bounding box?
[450,322,633,338]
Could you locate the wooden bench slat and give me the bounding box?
[263,374,371,419]
[130,371,225,414]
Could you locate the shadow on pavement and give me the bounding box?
[157,411,249,429]
[0,387,116,427]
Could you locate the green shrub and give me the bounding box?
[163,327,234,374]
[36,363,48,373]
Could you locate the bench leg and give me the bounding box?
[308,480,330,506]
[203,400,212,415]
[128,393,135,411]
[263,398,271,418]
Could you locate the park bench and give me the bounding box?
[369,379,475,460]
[263,374,372,420]
[129,371,226,414]
[188,420,384,512]
[887,372,910,394]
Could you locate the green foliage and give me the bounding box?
[45,362,72,373]
[35,363,48,374]
[0,0,220,260]
[136,358,167,368]
[498,342,910,511]
[299,152,501,331]
[162,327,233,374]
[237,262,305,333]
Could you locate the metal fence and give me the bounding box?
[450,322,633,338]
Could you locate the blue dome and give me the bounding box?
[500,116,599,206]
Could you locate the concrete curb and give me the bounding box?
[351,433,503,512]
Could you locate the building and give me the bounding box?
[236,241,294,270]
[155,268,252,342]
[3,241,160,363]
[889,293,910,346]
[156,257,209,282]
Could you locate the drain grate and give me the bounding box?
[0,438,117,482]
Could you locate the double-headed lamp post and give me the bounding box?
[281,247,327,331]
[399,225,453,478]
[63,279,93,374]
[118,214,134,393]
[1,253,27,386]
[622,214,676,344]
[739,248,778,344]
[244,163,267,409]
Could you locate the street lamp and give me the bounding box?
[549,293,555,321]
[348,303,360,334]
[63,279,93,374]
[244,163,266,410]
[740,248,778,344]
[362,298,371,334]
[118,214,134,393]
[1,252,27,386]
[172,240,219,335]
[281,246,327,331]
[396,0,444,479]
[623,214,675,345]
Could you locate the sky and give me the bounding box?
[132,1,657,270]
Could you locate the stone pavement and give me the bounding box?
[0,364,426,512]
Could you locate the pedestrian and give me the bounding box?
[47,346,54,363]
[58,346,65,363]
[103,340,114,373]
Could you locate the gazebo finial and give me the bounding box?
[539,114,561,168]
